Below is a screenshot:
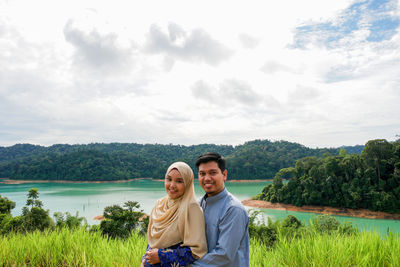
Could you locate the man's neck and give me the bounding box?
[205,187,226,198]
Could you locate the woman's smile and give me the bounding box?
[165,169,185,199]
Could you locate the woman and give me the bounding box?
[141,162,207,267]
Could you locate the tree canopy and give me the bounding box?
[0,139,362,181]
[256,139,400,214]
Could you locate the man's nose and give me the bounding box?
[204,174,212,180]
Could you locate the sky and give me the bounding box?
[1,0,399,148]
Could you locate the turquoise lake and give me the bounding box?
[1,180,399,235]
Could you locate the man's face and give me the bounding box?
[198,161,227,197]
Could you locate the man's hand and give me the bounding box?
[145,248,160,265]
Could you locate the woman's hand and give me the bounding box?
[141,259,145,267]
[145,248,160,265]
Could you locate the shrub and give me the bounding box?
[248,210,277,247]
[282,215,302,229]
[0,195,16,215]
[53,211,87,229]
[311,214,340,233]
[100,201,146,239]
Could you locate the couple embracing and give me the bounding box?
[142,152,249,267]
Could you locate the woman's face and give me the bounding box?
[165,168,185,199]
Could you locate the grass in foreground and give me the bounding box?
[1,228,400,266]
[250,230,400,267]
[0,227,147,266]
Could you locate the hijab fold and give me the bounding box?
[147,162,207,259]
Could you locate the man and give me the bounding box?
[191,152,249,267]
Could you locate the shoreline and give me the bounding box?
[242,199,400,220]
[0,178,271,185]
[0,178,152,185]
[228,179,272,183]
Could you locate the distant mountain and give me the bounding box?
[0,140,364,181]
[338,145,364,155]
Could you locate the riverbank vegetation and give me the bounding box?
[1,191,399,266]
[0,189,147,236]
[0,139,362,181]
[1,226,399,266]
[255,139,400,214]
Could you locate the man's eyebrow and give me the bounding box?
[199,169,218,172]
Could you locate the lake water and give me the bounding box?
[1,180,399,235]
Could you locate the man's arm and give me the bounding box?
[191,206,248,266]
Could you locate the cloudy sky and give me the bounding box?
[1,0,399,148]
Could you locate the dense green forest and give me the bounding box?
[255,139,400,213]
[0,140,363,181]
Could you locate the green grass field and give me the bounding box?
[0,227,147,266]
[250,231,400,266]
[1,227,399,266]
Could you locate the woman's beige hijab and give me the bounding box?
[147,162,207,259]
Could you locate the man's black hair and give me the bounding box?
[195,152,226,172]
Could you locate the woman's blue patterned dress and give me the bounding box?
[143,243,196,267]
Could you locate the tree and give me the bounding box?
[100,201,146,238]
[0,195,16,232]
[26,188,43,209]
[0,195,16,215]
[22,188,53,232]
[275,167,295,179]
[23,207,53,231]
[339,148,348,157]
[362,139,393,181]
[54,211,86,229]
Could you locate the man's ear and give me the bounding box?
[223,170,227,181]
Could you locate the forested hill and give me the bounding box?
[256,139,400,213]
[0,140,363,181]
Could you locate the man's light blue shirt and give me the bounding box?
[192,188,249,267]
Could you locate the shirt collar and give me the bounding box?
[203,187,227,204]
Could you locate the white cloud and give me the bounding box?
[191,79,279,108]
[63,19,136,74]
[144,23,233,66]
[260,61,299,75]
[238,34,260,49]
[0,0,399,148]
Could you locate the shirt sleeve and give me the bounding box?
[158,246,196,267]
[191,206,249,266]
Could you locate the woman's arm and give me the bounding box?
[144,244,195,266]
[145,248,160,265]
[157,245,196,266]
